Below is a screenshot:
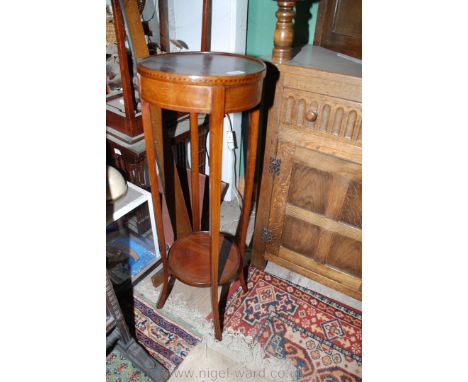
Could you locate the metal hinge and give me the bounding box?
[269,156,281,176]
[261,227,273,243]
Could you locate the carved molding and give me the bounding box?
[281,92,362,143]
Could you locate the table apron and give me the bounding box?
[140,77,263,114]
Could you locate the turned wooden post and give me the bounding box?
[272,0,302,63]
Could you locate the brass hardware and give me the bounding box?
[261,227,273,243]
[269,156,281,176]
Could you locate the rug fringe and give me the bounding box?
[135,284,298,382]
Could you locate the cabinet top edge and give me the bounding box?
[262,45,362,78]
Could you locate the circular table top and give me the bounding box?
[138,51,265,79]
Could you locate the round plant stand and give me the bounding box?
[138,52,266,340]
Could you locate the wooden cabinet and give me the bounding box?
[252,45,362,300]
[314,0,362,59]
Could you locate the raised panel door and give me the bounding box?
[314,0,362,59]
[265,139,362,299]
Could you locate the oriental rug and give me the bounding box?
[107,295,201,381]
[106,347,151,382]
[212,267,362,382]
[131,295,201,374]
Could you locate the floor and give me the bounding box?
[128,200,361,381]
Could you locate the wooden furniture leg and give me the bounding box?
[209,87,225,341]
[236,108,261,293]
[189,113,201,231]
[141,100,171,308]
[150,106,192,241]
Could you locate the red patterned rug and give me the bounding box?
[212,267,362,381]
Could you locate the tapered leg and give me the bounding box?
[239,263,248,293]
[189,113,200,231]
[141,100,170,309]
[218,282,231,329]
[150,104,192,240]
[157,275,175,309]
[157,279,170,309]
[237,108,261,293]
[209,87,225,341]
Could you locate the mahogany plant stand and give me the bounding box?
[138,52,266,340]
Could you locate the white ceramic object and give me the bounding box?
[106,166,128,201]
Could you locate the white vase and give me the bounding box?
[106,166,128,201]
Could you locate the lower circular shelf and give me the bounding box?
[168,231,241,287]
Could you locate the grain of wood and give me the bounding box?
[286,203,361,241]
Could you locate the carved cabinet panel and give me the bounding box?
[264,141,362,298]
[314,0,362,59]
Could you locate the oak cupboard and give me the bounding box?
[252,45,362,300]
